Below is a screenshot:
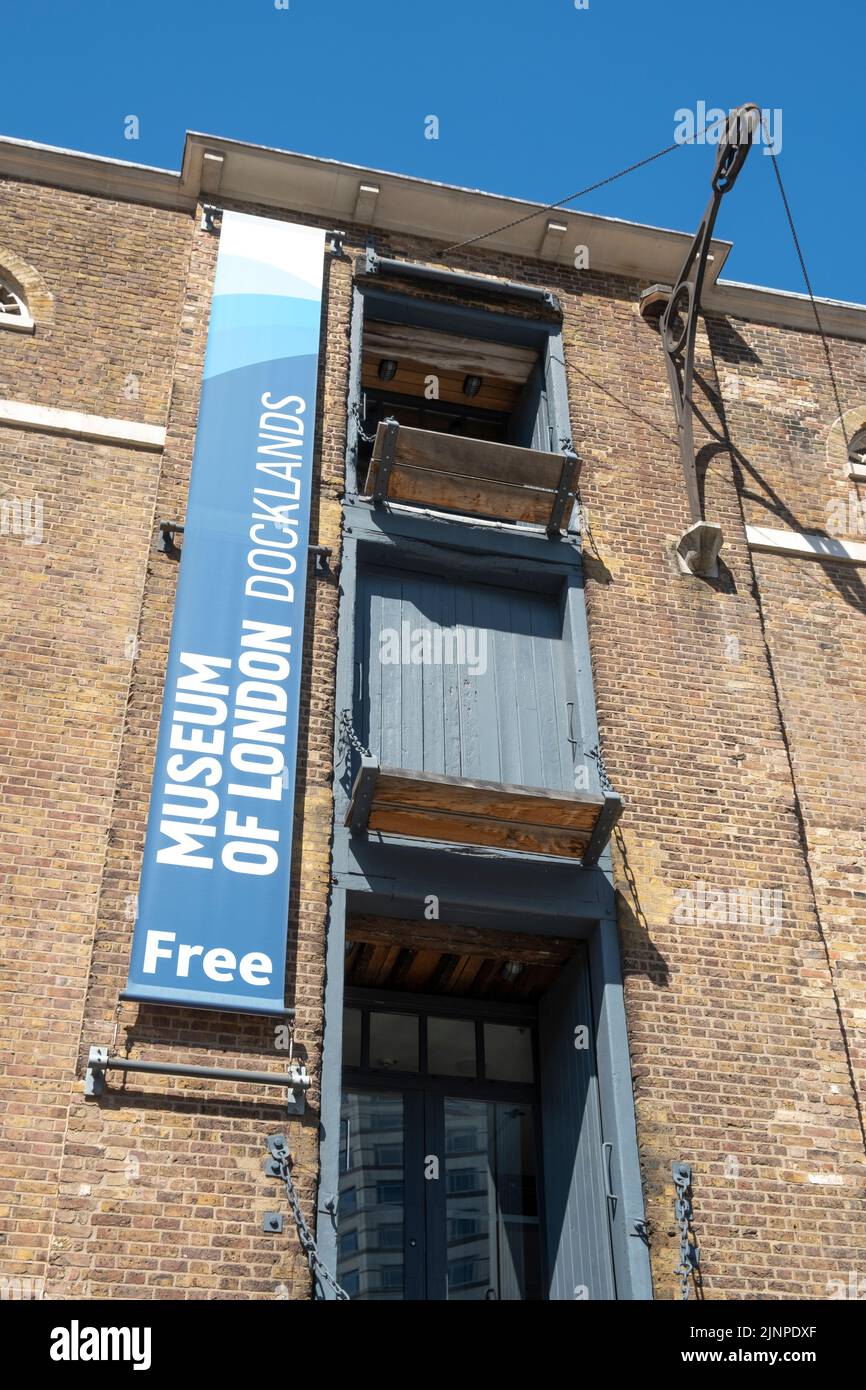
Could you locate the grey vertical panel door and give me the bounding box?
[507,361,550,450]
[538,953,617,1300]
[359,566,576,792]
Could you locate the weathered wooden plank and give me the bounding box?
[446,955,486,995]
[402,948,444,991]
[364,321,538,383]
[374,767,603,830]
[363,423,578,529]
[367,805,592,858]
[371,945,402,986]
[360,361,519,414]
[389,425,564,489]
[369,462,554,525]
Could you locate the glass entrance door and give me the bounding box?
[336,1091,409,1300]
[337,1088,542,1300]
[442,1097,541,1300]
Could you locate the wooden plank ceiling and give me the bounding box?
[345,914,578,1001]
[361,319,537,413]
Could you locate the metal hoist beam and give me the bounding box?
[641,103,761,577]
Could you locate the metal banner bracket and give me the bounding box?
[84,1047,310,1115]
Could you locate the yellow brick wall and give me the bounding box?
[1,171,865,1300]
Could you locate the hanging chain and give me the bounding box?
[273,1145,350,1301]
[587,742,615,794]
[351,401,377,446]
[672,1162,700,1301]
[338,708,373,759]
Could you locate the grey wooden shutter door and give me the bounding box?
[507,361,550,451]
[539,952,617,1300]
[359,566,575,792]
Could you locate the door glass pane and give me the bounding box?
[444,1099,493,1299]
[444,1097,542,1301]
[493,1101,543,1301]
[428,1017,477,1077]
[337,1092,405,1300]
[368,1012,418,1072]
[484,1022,534,1082]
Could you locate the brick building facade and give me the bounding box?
[1,130,864,1302]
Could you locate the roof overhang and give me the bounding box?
[2,129,865,339]
[179,131,735,288]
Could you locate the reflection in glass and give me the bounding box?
[337,1092,404,1300]
[444,1098,541,1300]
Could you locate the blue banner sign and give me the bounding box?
[125,212,326,1014]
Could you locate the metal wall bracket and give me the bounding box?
[371,419,399,503]
[158,521,185,559]
[581,792,624,868]
[326,229,348,257]
[84,1046,108,1097]
[83,1048,310,1115]
[672,1160,692,1187]
[201,205,223,234]
[672,1159,700,1299]
[309,544,333,575]
[548,451,580,536]
[285,1062,309,1116]
[346,756,380,836]
[262,1211,284,1234]
[642,103,760,567]
[267,1133,289,1161]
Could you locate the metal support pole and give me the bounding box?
[84,1047,311,1115]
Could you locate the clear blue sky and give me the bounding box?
[4,0,864,302]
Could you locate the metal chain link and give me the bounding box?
[338,708,373,759]
[274,1149,350,1301]
[672,1162,700,1301]
[351,401,377,446]
[587,742,615,794]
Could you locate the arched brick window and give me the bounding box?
[849,425,866,469]
[0,276,35,333]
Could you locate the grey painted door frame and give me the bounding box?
[314,276,651,1300]
[317,506,651,1299]
[317,875,652,1300]
[345,284,572,496]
